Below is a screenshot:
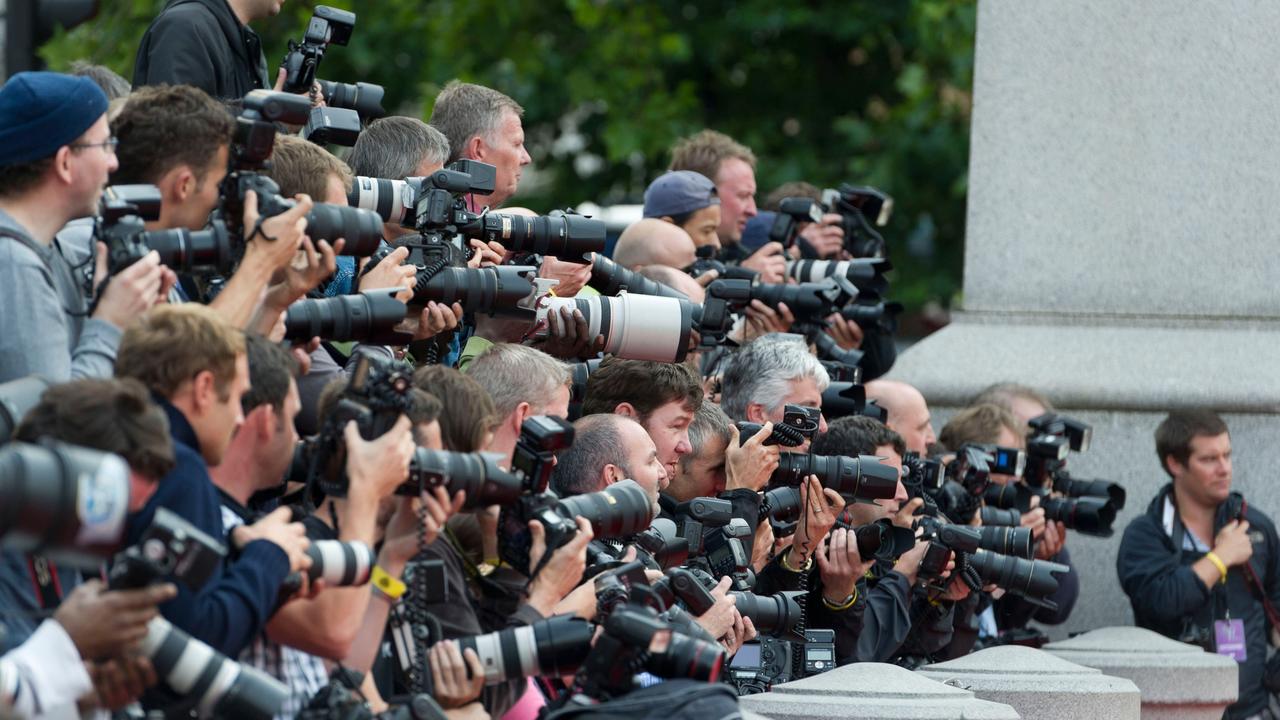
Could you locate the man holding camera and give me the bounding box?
[134,0,278,99]
[551,414,669,511]
[1119,410,1280,720]
[0,72,174,385]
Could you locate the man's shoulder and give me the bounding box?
[0,235,46,268]
[147,0,227,40]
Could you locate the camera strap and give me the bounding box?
[25,556,63,610]
[1235,500,1280,646]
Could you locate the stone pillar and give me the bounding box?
[1044,626,1237,719]
[887,0,1280,636]
[918,645,1140,720]
[738,662,1020,720]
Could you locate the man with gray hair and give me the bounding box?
[720,333,831,450]
[348,116,451,241]
[550,414,667,511]
[429,80,531,209]
[464,343,571,467]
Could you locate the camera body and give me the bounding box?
[730,628,837,694]
[97,185,235,279]
[820,184,893,259]
[281,6,355,95]
[108,508,224,591]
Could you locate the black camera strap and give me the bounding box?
[25,555,62,610]
[1232,499,1280,645]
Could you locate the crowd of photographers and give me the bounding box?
[0,5,1152,720]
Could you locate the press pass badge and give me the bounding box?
[1214,619,1247,661]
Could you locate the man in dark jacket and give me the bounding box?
[1118,409,1280,720]
[133,0,278,100]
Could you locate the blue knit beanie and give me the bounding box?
[0,71,109,165]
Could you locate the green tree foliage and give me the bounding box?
[41,0,974,310]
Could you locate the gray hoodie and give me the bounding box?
[0,209,121,383]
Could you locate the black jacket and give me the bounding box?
[133,0,271,100]
[1117,484,1280,720]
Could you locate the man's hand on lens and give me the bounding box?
[939,573,971,602]
[798,213,845,259]
[740,242,788,284]
[1214,519,1254,567]
[265,236,341,311]
[724,421,780,492]
[1035,519,1066,559]
[428,640,484,709]
[719,609,754,657]
[359,245,417,302]
[235,506,313,574]
[744,299,795,341]
[345,415,416,501]
[815,528,873,606]
[892,497,924,530]
[412,301,465,341]
[92,247,174,330]
[791,476,845,567]
[526,517,593,615]
[892,539,931,585]
[693,576,737,639]
[1020,505,1047,539]
[533,305,603,360]
[552,580,599,620]
[824,312,864,351]
[466,239,505,268]
[83,655,156,711]
[240,190,311,274]
[539,255,593,297]
[54,580,176,660]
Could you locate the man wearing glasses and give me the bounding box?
[0,71,175,384]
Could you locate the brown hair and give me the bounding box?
[266,133,353,201]
[316,377,440,429]
[112,85,233,186]
[581,357,702,421]
[938,403,1021,450]
[0,157,55,197]
[764,181,821,211]
[669,130,757,182]
[412,365,495,452]
[970,382,1055,416]
[116,304,245,401]
[1155,409,1229,477]
[15,378,175,479]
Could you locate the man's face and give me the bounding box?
[257,379,301,488]
[677,205,722,250]
[1171,432,1233,507]
[668,433,728,502]
[203,354,250,466]
[713,158,757,245]
[69,116,119,217]
[887,389,935,456]
[476,109,530,208]
[177,145,228,230]
[640,400,695,478]
[617,420,669,508]
[763,376,827,451]
[247,0,284,21]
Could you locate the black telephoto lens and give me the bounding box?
[979,505,1023,527]
[283,289,407,344]
[457,615,594,684]
[1058,475,1127,510]
[750,281,842,322]
[466,213,606,260]
[590,255,688,299]
[853,519,916,562]
[304,203,385,255]
[633,518,689,569]
[730,591,804,640]
[413,266,537,317]
[977,525,1034,559]
[401,448,524,509]
[1040,496,1117,537]
[983,483,1028,510]
[558,479,655,539]
[317,80,386,119]
[773,453,899,502]
[139,225,235,275]
[968,551,1069,605]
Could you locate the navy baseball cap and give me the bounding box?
[643,170,720,219]
[0,72,109,166]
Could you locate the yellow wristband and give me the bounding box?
[371,565,406,600]
[1205,552,1229,585]
[823,586,859,611]
[780,547,813,573]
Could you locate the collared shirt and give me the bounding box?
[0,619,92,719]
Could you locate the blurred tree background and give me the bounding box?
[41,0,975,317]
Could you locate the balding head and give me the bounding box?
[638,265,705,303]
[864,379,935,455]
[612,218,698,270]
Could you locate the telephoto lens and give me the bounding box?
[130,224,236,275]
[456,614,594,684]
[401,448,524,509]
[0,376,50,443]
[976,525,1034,559]
[1039,495,1118,537]
[590,254,688,299]
[771,453,900,503]
[542,293,694,363]
[785,258,892,297]
[979,505,1023,527]
[603,607,724,683]
[853,519,917,562]
[968,551,1070,608]
[749,277,857,324]
[347,176,417,226]
[632,518,689,570]
[1056,474,1127,510]
[317,80,386,119]
[283,289,408,344]
[459,212,606,260]
[413,265,540,317]
[729,591,805,641]
[139,617,288,720]
[305,540,375,586]
[0,442,131,568]
[983,482,1031,510]
[559,479,656,539]
[301,203,385,256]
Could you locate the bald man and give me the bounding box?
[612,218,698,270]
[864,379,936,455]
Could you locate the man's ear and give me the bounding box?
[512,401,532,431]
[244,404,274,442]
[615,402,639,419]
[601,464,623,487]
[52,146,75,186]
[466,134,488,162]
[1164,454,1184,480]
[745,403,768,424]
[191,370,218,413]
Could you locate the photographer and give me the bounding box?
[643,170,723,251]
[550,414,668,511]
[1118,410,1280,720]
[761,180,846,260]
[348,116,452,243]
[971,382,1057,428]
[669,130,786,283]
[429,82,530,212]
[720,333,830,446]
[116,304,312,658]
[581,358,702,481]
[133,0,277,100]
[1,378,180,714]
[0,72,173,384]
[864,379,938,456]
[611,218,699,272]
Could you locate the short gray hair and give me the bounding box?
[720,334,829,421]
[347,116,450,180]
[550,414,634,497]
[71,61,131,101]
[464,343,569,420]
[680,401,732,473]
[429,81,523,164]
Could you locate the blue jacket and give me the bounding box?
[126,397,290,657]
